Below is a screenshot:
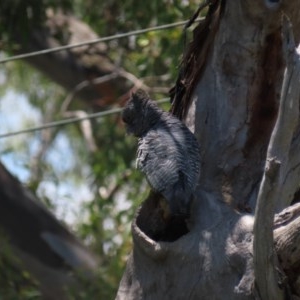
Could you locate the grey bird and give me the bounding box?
[122,89,201,217]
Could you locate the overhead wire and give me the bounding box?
[0,17,204,138]
[0,18,204,64]
[0,98,169,139]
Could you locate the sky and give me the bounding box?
[0,90,94,225]
[0,90,40,180]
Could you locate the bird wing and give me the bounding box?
[137,129,180,193]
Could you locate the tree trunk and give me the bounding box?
[116,1,300,299]
[0,163,99,299]
[4,9,133,108]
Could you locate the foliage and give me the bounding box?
[0,0,72,52]
[0,234,41,300]
[73,0,199,79]
[0,0,202,298]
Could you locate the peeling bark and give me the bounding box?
[275,204,300,295]
[117,1,300,299]
[253,17,300,299]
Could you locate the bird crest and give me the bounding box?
[132,89,150,102]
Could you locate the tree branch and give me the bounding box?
[253,16,300,300]
[274,203,300,296]
[0,163,99,299]
[275,25,300,211]
[60,73,121,113]
[63,110,98,153]
[253,158,284,299]
[267,19,300,166]
[11,11,131,107]
[30,102,60,183]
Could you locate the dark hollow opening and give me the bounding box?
[135,191,189,242]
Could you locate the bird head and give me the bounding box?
[122,89,160,137]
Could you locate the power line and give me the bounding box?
[0,108,121,139]
[0,17,201,137]
[0,18,204,64]
[0,98,169,139]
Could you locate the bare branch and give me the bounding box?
[274,203,300,296]
[30,103,60,183]
[253,158,284,299]
[118,70,149,91]
[274,203,300,229]
[99,170,132,201]
[275,27,300,211]
[253,16,300,300]
[60,73,120,113]
[63,110,98,153]
[267,19,299,165]
[60,70,150,113]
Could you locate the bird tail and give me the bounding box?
[168,185,192,218]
